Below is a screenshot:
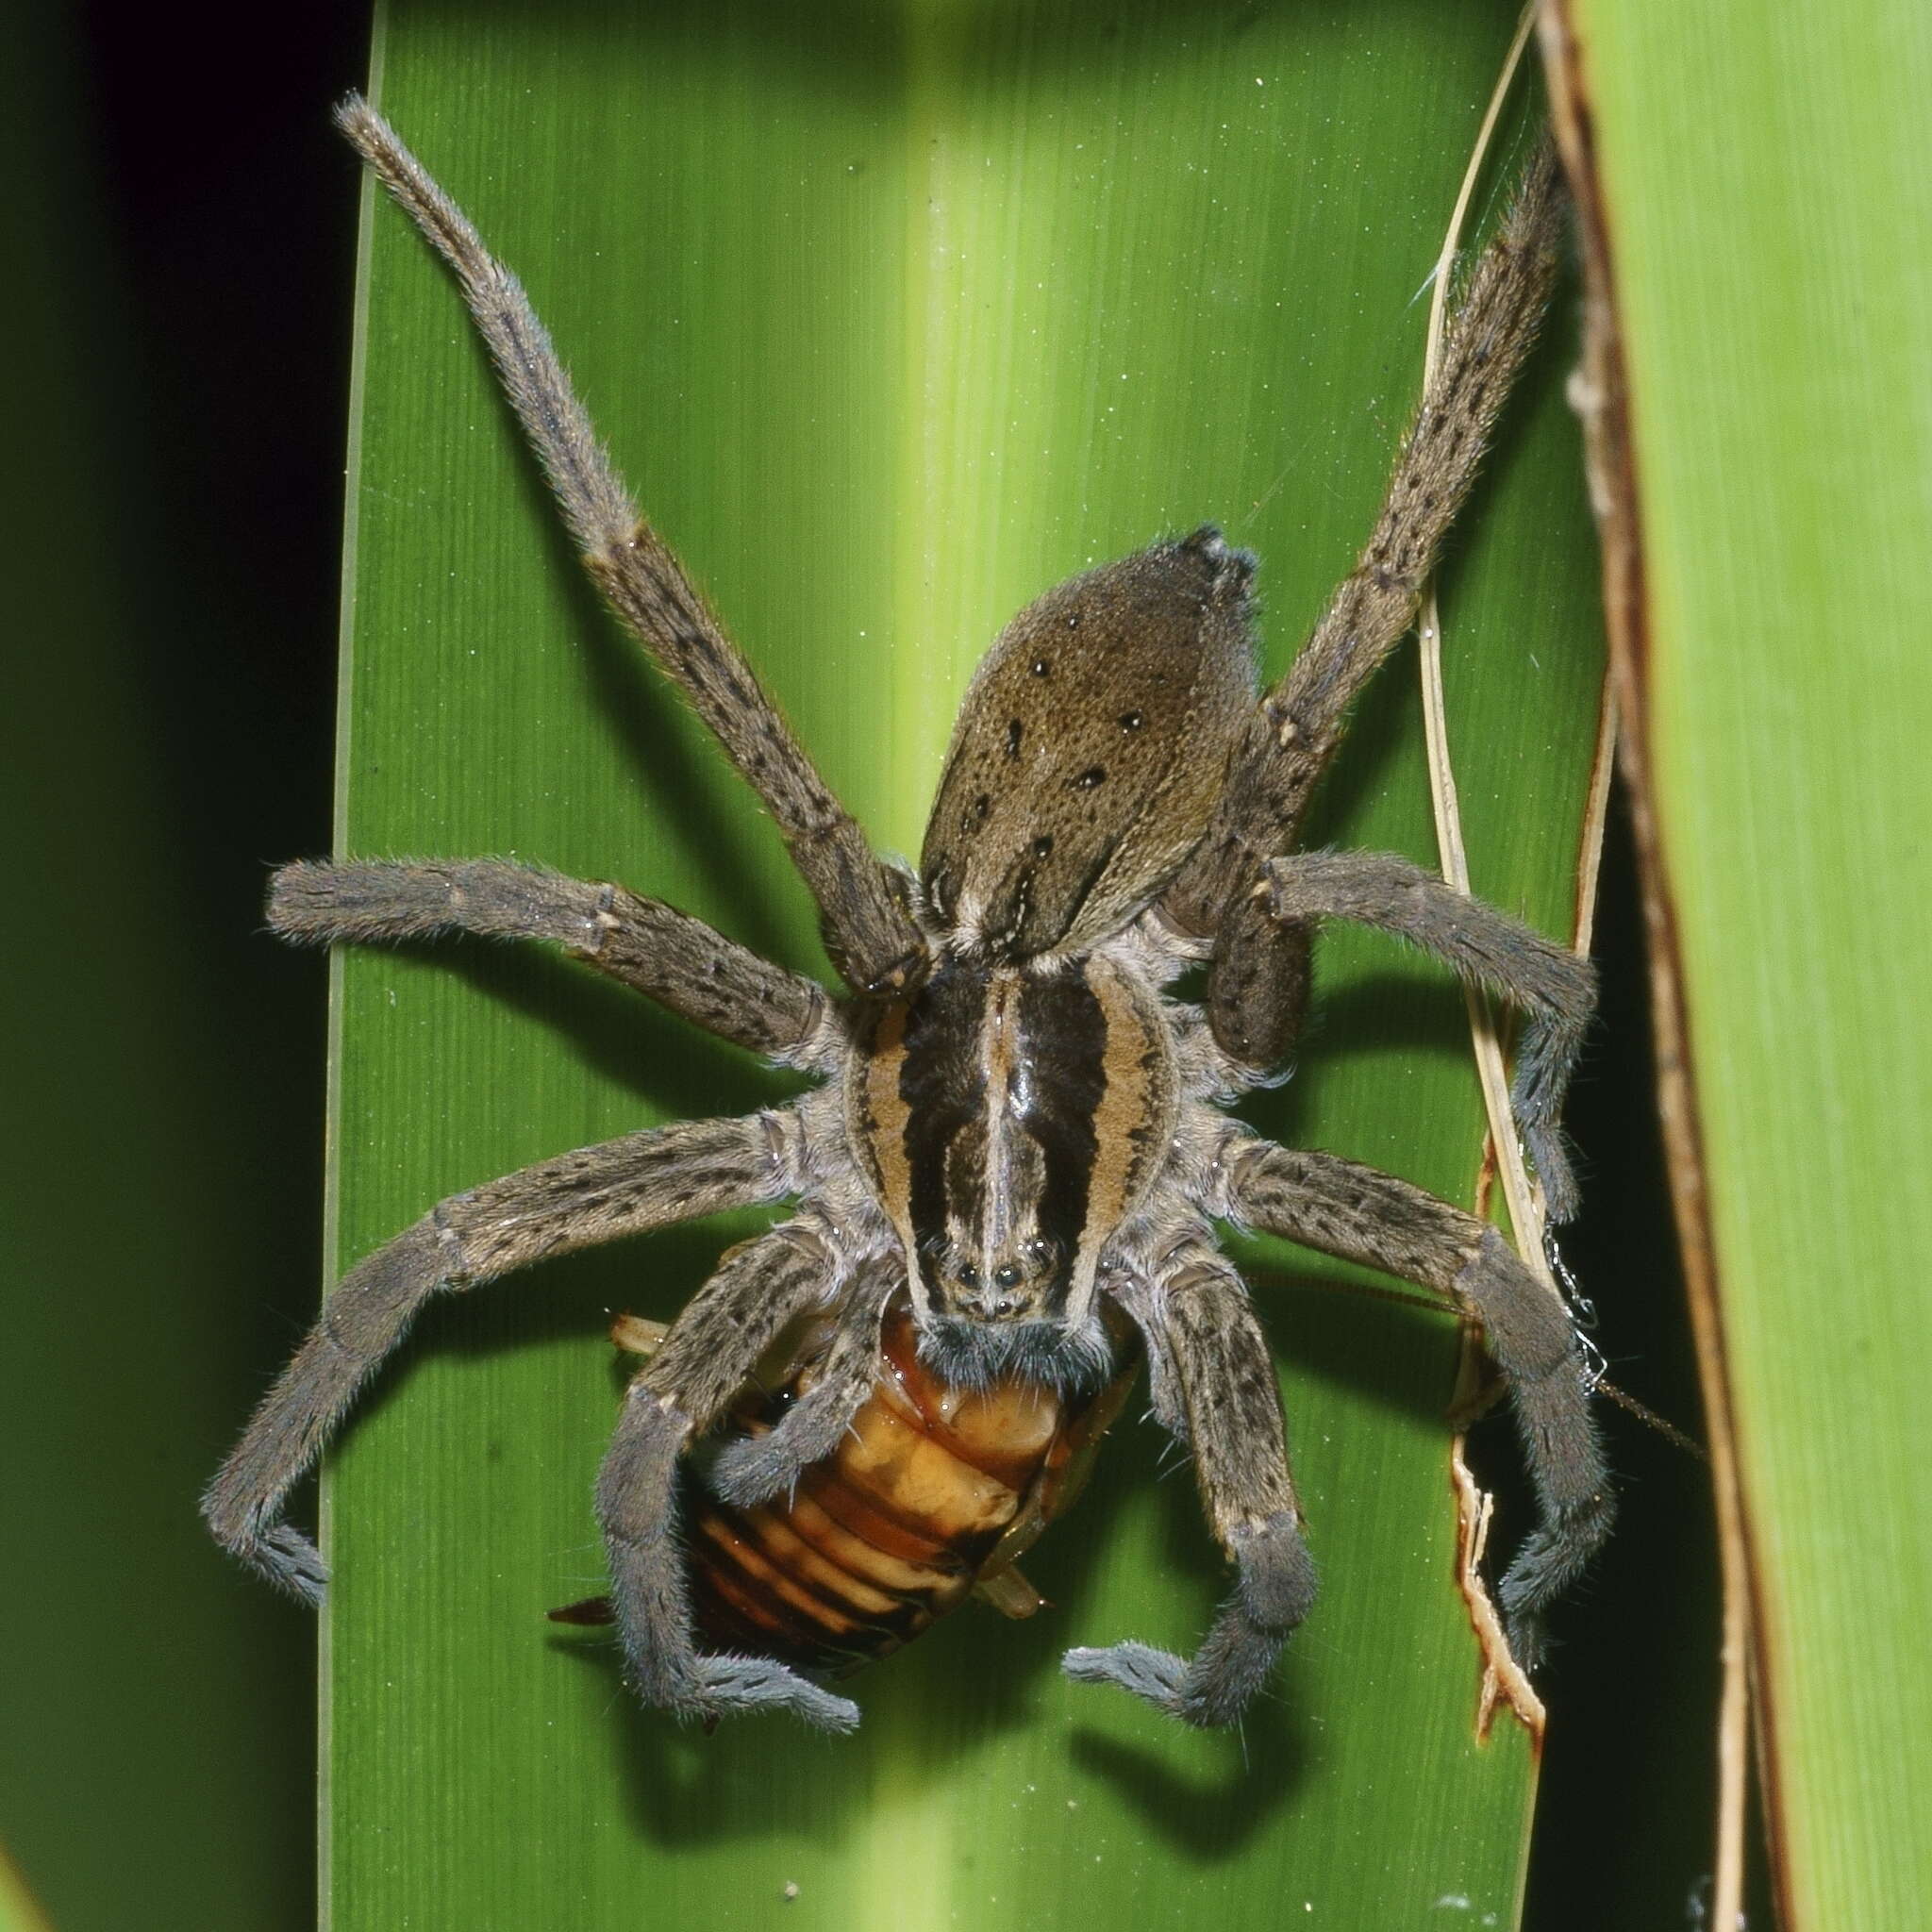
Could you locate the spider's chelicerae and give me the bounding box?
[206,97,1610,1734]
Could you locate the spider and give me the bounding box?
[205,96,1610,1734]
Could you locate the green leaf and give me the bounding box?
[1562,3,1932,1924]
[325,5,1604,1925]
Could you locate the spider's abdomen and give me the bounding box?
[686,1305,1133,1673]
[921,527,1257,960]
[849,953,1177,1355]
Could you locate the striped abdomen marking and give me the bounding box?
[681,1306,1132,1673]
[849,954,1176,1324]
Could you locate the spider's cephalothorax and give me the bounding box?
[854,947,1170,1391]
[206,99,1612,1735]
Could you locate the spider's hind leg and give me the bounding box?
[334,99,927,999]
[1158,143,1567,958]
[1064,1251,1317,1727]
[1158,143,1574,1147]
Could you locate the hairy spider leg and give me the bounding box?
[1257,851,1594,1220]
[268,858,830,1063]
[1222,1133,1612,1668]
[705,1257,900,1508]
[595,1224,864,1731]
[1069,1246,1316,1725]
[335,96,926,998]
[1154,147,1588,1210]
[203,1112,796,1599]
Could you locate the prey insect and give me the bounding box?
[206,96,1610,1733]
[548,1294,1141,1675]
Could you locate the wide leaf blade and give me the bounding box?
[325,6,1607,1924]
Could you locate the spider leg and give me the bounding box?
[597,1224,861,1731]
[334,97,926,999]
[269,858,829,1062]
[1222,1136,1612,1667]
[1065,1250,1315,1727]
[1158,145,1566,996]
[202,1111,792,1602]
[705,1255,897,1508]
[1229,851,1595,1219]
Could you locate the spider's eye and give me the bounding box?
[993,1264,1021,1290]
[956,1263,980,1289]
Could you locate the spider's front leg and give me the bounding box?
[1065,1249,1317,1727]
[1156,144,1572,1122]
[335,98,926,998]
[203,1110,793,1600]
[595,1224,862,1731]
[1222,1136,1612,1666]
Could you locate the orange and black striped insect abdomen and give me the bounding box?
[555,1303,1135,1674]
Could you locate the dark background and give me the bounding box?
[1,4,1721,1925]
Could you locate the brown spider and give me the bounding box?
[204,97,1609,1733]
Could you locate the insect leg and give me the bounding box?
[202,1111,792,1602]
[597,1224,860,1731]
[704,1256,898,1507]
[1222,1137,1612,1667]
[334,98,927,999]
[1066,1251,1315,1727]
[1158,145,1566,992]
[269,858,830,1061]
[1251,851,1594,1218]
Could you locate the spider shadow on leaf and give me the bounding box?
[561,1469,1115,1843]
[1062,1277,1461,1852]
[416,936,792,1127]
[1058,1419,1312,1853]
